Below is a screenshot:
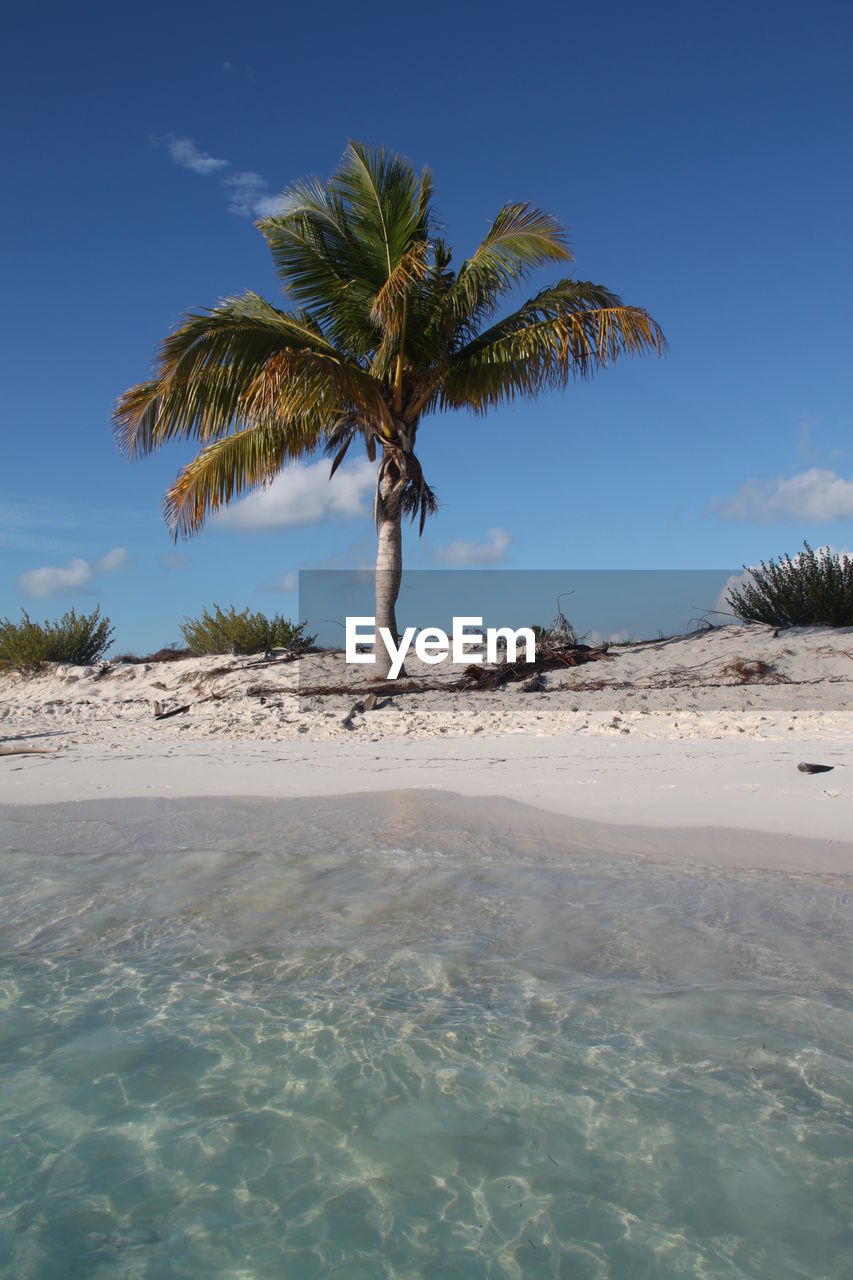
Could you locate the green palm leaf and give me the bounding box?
[114,292,391,458]
[437,280,666,413]
[451,203,573,331]
[164,423,314,539]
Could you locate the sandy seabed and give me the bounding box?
[2,627,852,1278]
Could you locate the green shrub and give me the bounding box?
[180,604,316,656]
[0,606,115,670]
[113,645,191,664]
[727,542,853,627]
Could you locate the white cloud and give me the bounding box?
[435,528,512,566]
[215,459,376,532]
[18,546,129,599]
[253,192,290,218]
[19,558,93,598]
[223,170,269,216]
[165,136,229,175]
[157,135,284,218]
[263,570,298,593]
[715,573,750,618]
[715,469,853,523]
[96,546,129,572]
[587,628,631,646]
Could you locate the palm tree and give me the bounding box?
[115,142,665,676]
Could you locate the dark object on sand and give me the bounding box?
[797,762,834,774]
[154,703,191,720]
[341,690,390,727]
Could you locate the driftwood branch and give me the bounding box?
[154,703,191,720]
[462,643,610,691]
[300,643,611,699]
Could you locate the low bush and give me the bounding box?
[113,645,192,664]
[179,604,316,656]
[727,542,853,627]
[0,606,114,670]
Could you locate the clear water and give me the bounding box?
[1,795,852,1279]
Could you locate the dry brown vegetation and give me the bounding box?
[721,658,787,685]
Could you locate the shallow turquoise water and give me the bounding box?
[1,802,852,1278]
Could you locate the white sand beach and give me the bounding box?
[2,623,851,873]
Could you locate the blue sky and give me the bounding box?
[1,0,851,651]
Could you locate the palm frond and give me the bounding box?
[403,475,439,535]
[113,380,161,458]
[258,145,435,361]
[451,204,573,331]
[324,420,357,479]
[163,424,302,539]
[238,345,391,431]
[337,141,433,273]
[258,208,379,357]
[115,294,328,456]
[113,293,390,457]
[323,415,376,477]
[435,280,667,414]
[369,239,432,329]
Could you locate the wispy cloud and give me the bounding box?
[96,547,129,572]
[165,135,229,176]
[215,460,376,532]
[156,134,285,218]
[0,498,138,554]
[223,61,257,82]
[713,468,853,523]
[160,551,190,570]
[435,528,512,566]
[262,570,299,593]
[302,536,378,572]
[587,628,630,646]
[254,192,290,218]
[796,414,818,458]
[714,573,748,617]
[19,558,93,598]
[222,170,269,216]
[18,546,129,599]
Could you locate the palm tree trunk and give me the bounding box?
[373,501,403,679]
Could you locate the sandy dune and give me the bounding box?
[2,623,851,746]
